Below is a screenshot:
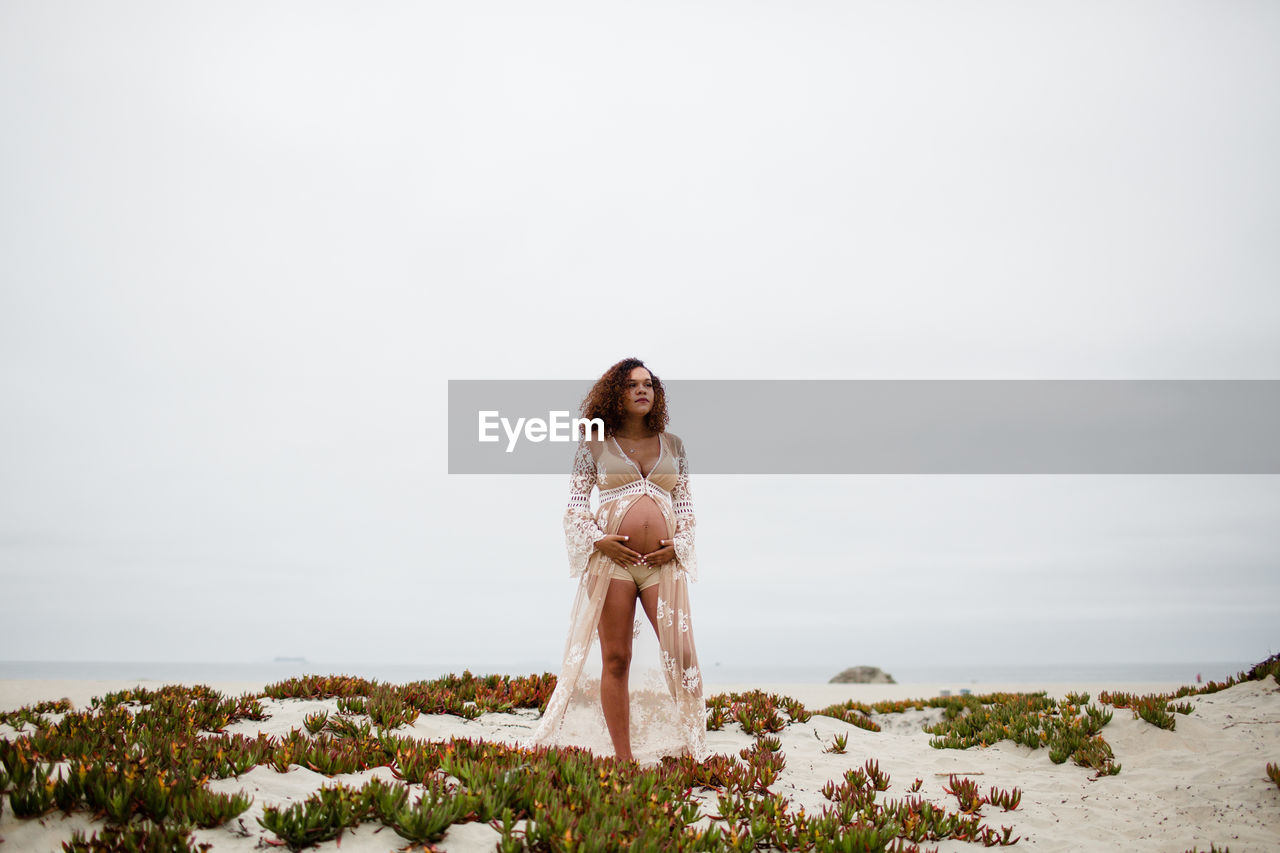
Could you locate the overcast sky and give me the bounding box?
[2,2,1278,675]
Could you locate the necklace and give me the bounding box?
[615,433,655,454]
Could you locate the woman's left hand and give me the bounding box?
[642,540,677,567]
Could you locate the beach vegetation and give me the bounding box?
[705,689,793,735]
[1098,692,1179,730]
[185,788,255,828]
[919,692,1121,777]
[7,760,56,817]
[301,709,327,734]
[816,729,849,753]
[863,758,891,791]
[944,774,984,815]
[738,736,787,791]
[811,699,884,732]
[64,819,213,852]
[4,654,1278,850]
[780,695,813,723]
[987,785,1022,811]
[0,697,72,733]
[1098,653,1280,733]
[334,695,367,715]
[257,781,370,849]
[323,714,371,740]
[1267,761,1279,790]
[1246,653,1280,683]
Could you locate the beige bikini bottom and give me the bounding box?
[607,560,661,591]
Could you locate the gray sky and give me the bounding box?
[2,2,1278,673]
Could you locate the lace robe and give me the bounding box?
[520,431,710,765]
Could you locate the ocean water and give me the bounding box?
[0,659,1259,686]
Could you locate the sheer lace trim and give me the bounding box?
[564,440,606,578]
[599,479,672,505]
[671,452,697,582]
[521,562,709,765]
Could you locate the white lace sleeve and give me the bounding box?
[564,440,606,578]
[671,439,698,583]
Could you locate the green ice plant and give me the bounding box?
[64,820,212,853]
[923,691,1121,777]
[754,734,783,752]
[6,694,1034,853]
[334,695,367,715]
[391,744,441,785]
[257,782,371,850]
[183,787,253,828]
[815,699,882,733]
[739,738,787,791]
[987,785,1022,811]
[7,761,56,818]
[324,715,371,740]
[944,774,984,815]
[780,696,812,723]
[8,658,1272,851]
[302,710,328,735]
[382,776,475,844]
[493,806,526,853]
[136,769,180,823]
[1082,703,1113,734]
[814,729,849,754]
[363,775,409,820]
[1132,695,1178,730]
[863,758,890,791]
[440,753,530,821]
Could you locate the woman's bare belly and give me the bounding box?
[615,495,669,558]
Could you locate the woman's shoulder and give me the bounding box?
[663,431,687,457]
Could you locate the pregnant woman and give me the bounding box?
[523,357,708,765]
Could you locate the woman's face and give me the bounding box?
[622,367,654,419]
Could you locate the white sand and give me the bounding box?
[1,678,1277,851]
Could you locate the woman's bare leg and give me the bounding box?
[598,577,639,761]
[638,584,661,635]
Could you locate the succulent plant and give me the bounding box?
[814,729,849,754]
[44,663,1280,850]
[302,710,328,735]
[64,819,212,852]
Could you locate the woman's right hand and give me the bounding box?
[595,534,643,566]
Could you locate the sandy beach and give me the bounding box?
[2,675,1277,851]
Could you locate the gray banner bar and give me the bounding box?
[448,380,1280,474]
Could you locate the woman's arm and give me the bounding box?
[670,437,698,582]
[564,439,607,577]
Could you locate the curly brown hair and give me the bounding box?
[579,357,670,436]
